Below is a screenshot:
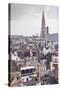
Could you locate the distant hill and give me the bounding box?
[48,33,58,42]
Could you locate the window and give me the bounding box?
[33,52,36,56]
[29,69,33,73]
[26,69,29,73]
[24,51,30,57]
[21,70,25,74]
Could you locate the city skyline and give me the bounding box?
[10,4,58,36]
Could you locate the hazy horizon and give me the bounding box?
[10,4,58,36]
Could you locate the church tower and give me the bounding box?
[40,10,48,42]
[42,11,45,28]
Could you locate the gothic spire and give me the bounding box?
[42,10,45,27]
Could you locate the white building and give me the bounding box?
[50,55,58,70]
[20,66,37,83]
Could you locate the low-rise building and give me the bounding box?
[8,60,21,86]
[50,55,58,80]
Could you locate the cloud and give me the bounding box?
[10,4,58,35]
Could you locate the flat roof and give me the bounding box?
[21,66,35,70]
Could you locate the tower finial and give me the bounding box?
[42,9,45,27]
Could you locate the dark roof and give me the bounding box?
[47,70,54,76]
[46,76,58,84]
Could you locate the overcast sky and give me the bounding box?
[10,3,58,36]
